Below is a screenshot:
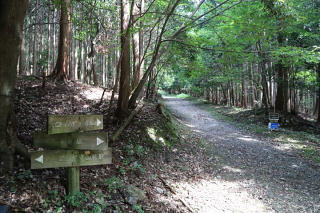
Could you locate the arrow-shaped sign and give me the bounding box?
[96,119,102,126]
[35,155,44,164]
[96,137,104,146]
[48,115,103,134]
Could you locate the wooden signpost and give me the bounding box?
[30,115,112,194]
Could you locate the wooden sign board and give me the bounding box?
[48,115,103,134]
[31,149,112,169]
[34,132,108,150]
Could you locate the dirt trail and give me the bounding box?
[163,96,320,213]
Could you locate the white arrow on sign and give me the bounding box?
[35,155,44,164]
[96,137,104,146]
[96,119,102,126]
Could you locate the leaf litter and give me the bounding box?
[0,76,218,212]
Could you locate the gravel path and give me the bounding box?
[163,96,320,213]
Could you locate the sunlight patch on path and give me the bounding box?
[173,178,272,213]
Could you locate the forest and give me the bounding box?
[1,0,320,212]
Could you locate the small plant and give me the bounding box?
[17,170,33,180]
[114,205,122,213]
[48,189,59,200]
[131,161,145,174]
[103,176,123,192]
[9,177,17,192]
[133,204,144,213]
[10,186,17,193]
[91,203,102,213]
[125,144,135,156]
[125,144,146,157]
[119,167,126,175]
[64,192,88,208]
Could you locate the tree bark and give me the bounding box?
[47,12,51,74]
[116,0,131,118]
[19,29,26,76]
[242,64,247,108]
[256,41,270,109]
[33,0,38,75]
[51,0,71,81]
[139,0,145,94]
[275,33,290,113]
[0,0,29,172]
[131,2,140,91]
[316,64,320,123]
[69,15,74,81]
[52,8,57,74]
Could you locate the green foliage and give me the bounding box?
[17,170,33,180]
[48,189,59,200]
[125,144,147,158]
[131,161,145,174]
[159,0,320,104]
[133,204,144,213]
[103,176,123,192]
[64,192,88,208]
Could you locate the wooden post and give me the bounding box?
[67,167,80,194]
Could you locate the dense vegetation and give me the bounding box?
[1,0,320,211]
[1,0,319,174]
[159,0,320,121]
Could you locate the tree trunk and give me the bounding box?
[47,13,51,74]
[116,0,131,118]
[275,33,290,113]
[69,16,74,81]
[52,8,56,74]
[128,0,181,109]
[316,64,320,123]
[131,2,140,91]
[242,64,247,108]
[19,29,26,76]
[33,0,38,75]
[256,40,269,109]
[139,0,145,95]
[51,0,71,81]
[77,40,82,81]
[0,0,29,172]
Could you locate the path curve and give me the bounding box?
[164,96,320,213]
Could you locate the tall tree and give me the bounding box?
[131,1,140,90]
[33,0,38,74]
[116,0,132,117]
[0,0,29,172]
[51,0,71,81]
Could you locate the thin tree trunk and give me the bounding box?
[242,64,247,108]
[47,13,51,74]
[33,0,38,75]
[257,40,269,109]
[128,0,181,109]
[131,2,140,90]
[139,0,145,94]
[316,64,320,123]
[39,5,44,74]
[69,15,74,81]
[19,29,26,75]
[52,8,56,74]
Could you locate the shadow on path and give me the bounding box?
[164,96,320,213]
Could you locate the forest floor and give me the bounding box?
[163,95,320,212]
[0,76,221,212]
